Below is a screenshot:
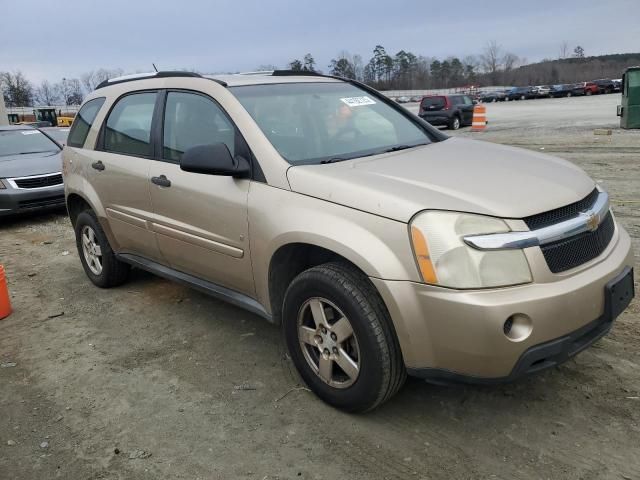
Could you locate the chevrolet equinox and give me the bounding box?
[63,71,635,412]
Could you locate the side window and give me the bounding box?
[463,96,473,105]
[67,97,105,148]
[103,92,157,157]
[163,92,235,162]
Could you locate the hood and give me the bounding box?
[286,137,595,223]
[0,151,62,179]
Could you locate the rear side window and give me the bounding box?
[104,92,157,157]
[421,97,445,110]
[67,97,105,148]
[162,91,235,162]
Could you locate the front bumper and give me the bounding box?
[0,180,65,217]
[372,224,634,380]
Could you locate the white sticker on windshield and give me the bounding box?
[21,131,40,135]
[340,96,376,107]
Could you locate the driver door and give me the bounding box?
[146,90,254,297]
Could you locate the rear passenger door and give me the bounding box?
[89,91,163,261]
[146,90,254,296]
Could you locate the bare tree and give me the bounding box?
[34,80,59,106]
[81,68,123,93]
[573,45,585,58]
[480,41,502,84]
[56,78,84,106]
[0,71,34,107]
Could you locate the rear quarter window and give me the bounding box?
[67,97,106,148]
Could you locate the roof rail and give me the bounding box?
[95,71,203,90]
[272,70,327,77]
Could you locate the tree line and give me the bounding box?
[3,43,638,108]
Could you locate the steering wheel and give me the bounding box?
[333,126,362,142]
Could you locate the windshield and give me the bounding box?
[42,128,70,144]
[231,82,432,165]
[0,130,61,158]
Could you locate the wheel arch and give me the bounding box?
[267,242,374,325]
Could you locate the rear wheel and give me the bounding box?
[567,92,572,97]
[75,210,130,288]
[448,115,461,130]
[282,263,405,412]
[586,90,592,96]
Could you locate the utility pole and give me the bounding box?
[0,93,8,126]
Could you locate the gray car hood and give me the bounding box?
[0,151,62,179]
[286,137,595,223]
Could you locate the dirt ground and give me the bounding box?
[1,97,639,480]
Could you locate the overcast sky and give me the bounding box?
[2,0,639,84]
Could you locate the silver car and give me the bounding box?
[0,125,65,217]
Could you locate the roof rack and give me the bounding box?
[272,70,327,77]
[94,71,227,90]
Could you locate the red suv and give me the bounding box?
[582,82,599,95]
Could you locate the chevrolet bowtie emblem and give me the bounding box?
[583,212,600,232]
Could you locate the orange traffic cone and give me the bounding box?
[0,265,12,320]
[471,104,487,132]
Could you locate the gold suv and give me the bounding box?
[63,71,635,412]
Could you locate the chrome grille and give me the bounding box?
[11,173,63,189]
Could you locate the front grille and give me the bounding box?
[14,173,63,189]
[18,195,65,210]
[524,188,599,230]
[540,212,615,273]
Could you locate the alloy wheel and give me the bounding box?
[297,297,361,389]
[81,225,103,275]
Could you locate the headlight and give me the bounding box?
[410,211,532,288]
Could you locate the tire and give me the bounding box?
[585,90,592,96]
[520,94,526,100]
[566,92,572,98]
[74,210,130,288]
[448,115,461,130]
[282,262,406,412]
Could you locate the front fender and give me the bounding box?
[248,183,420,313]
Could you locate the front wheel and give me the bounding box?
[282,263,405,412]
[448,115,461,130]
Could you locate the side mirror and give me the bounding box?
[180,143,250,178]
[472,100,479,105]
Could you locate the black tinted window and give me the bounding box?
[163,92,235,162]
[67,97,105,148]
[421,97,445,109]
[104,92,157,156]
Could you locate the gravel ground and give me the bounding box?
[1,95,639,480]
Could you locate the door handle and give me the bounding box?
[151,175,171,187]
[91,161,105,171]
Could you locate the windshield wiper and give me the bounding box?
[381,143,428,154]
[320,157,350,164]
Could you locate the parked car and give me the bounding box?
[418,94,475,129]
[0,125,65,216]
[532,85,551,98]
[581,82,599,96]
[592,79,616,94]
[396,96,411,103]
[479,90,506,102]
[549,84,585,98]
[409,96,422,103]
[40,127,71,146]
[63,70,634,412]
[507,86,537,100]
[612,78,622,92]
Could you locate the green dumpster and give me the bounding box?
[618,66,640,129]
